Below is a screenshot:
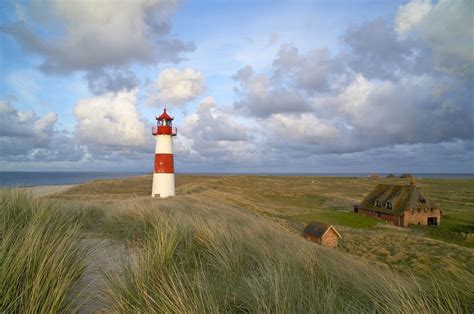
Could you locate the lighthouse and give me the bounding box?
[151,109,177,198]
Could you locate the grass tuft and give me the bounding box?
[0,189,86,313]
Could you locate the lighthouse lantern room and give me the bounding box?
[151,109,177,198]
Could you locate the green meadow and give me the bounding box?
[2,175,473,312]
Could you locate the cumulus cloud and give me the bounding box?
[175,97,258,164]
[2,0,472,172]
[231,0,473,161]
[340,1,473,79]
[0,100,56,156]
[341,19,417,80]
[395,0,473,76]
[74,90,149,148]
[153,68,204,106]
[1,0,193,74]
[1,0,195,96]
[265,113,338,145]
[272,44,344,92]
[86,68,139,95]
[233,65,312,117]
[261,113,341,158]
[313,74,473,153]
[395,0,433,35]
[0,100,84,162]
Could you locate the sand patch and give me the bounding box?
[23,185,75,197]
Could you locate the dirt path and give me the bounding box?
[72,238,131,313]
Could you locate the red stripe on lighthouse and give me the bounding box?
[154,154,174,173]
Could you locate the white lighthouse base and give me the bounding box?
[152,173,175,198]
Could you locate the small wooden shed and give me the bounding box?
[303,221,341,248]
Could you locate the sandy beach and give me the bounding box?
[22,185,75,197]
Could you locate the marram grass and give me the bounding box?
[1,188,473,312]
[103,198,474,313]
[0,189,86,313]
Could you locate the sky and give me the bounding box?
[0,0,473,173]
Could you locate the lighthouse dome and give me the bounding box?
[156,108,173,121]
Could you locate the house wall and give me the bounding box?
[356,208,401,226]
[402,208,442,227]
[304,231,339,248]
[304,234,321,244]
[321,230,339,248]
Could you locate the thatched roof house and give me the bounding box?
[303,221,341,248]
[400,173,414,179]
[354,184,441,227]
[368,173,380,180]
[387,173,395,178]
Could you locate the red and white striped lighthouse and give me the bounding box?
[151,108,177,198]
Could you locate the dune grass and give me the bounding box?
[4,175,474,312]
[0,189,87,313]
[101,197,473,313]
[52,175,474,275]
[56,175,474,240]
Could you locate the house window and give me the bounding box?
[385,202,392,209]
[420,199,426,204]
[374,200,381,207]
[430,208,433,212]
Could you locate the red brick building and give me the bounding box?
[354,184,441,227]
[303,221,341,248]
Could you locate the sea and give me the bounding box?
[0,171,473,187]
[0,172,147,187]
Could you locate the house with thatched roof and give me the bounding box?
[354,183,441,227]
[303,221,341,248]
[368,173,380,180]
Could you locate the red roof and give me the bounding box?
[156,109,173,120]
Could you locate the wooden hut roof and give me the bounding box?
[360,184,436,216]
[303,221,341,239]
